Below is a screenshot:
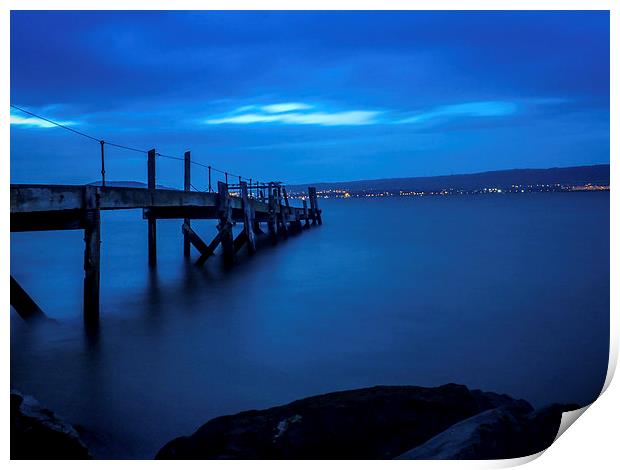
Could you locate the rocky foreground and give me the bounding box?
[11,390,91,459]
[10,384,578,460]
[156,383,579,460]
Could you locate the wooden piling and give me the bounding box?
[308,187,318,225]
[183,150,191,258]
[278,186,289,238]
[217,181,234,264]
[240,182,256,254]
[83,185,101,326]
[282,186,290,209]
[147,149,157,266]
[267,183,277,242]
[303,199,310,228]
[315,190,322,225]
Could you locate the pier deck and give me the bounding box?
[10,150,322,328]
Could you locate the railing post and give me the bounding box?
[208,165,212,192]
[99,140,106,187]
[147,149,157,266]
[183,150,191,257]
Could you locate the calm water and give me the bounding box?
[10,192,609,458]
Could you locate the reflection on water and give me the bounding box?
[10,193,609,458]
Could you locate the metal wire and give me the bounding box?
[10,104,275,186]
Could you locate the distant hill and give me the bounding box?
[288,164,609,192]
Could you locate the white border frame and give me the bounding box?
[2,2,616,468]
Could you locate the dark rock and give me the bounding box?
[156,383,532,459]
[11,390,92,459]
[397,403,580,459]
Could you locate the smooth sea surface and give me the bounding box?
[10,192,609,458]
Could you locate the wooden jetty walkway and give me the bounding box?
[10,149,322,327]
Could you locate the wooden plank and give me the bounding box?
[147,149,157,267]
[183,150,191,257]
[11,185,84,212]
[10,276,47,323]
[10,185,272,213]
[100,187,219,210]
[240,182,256,254]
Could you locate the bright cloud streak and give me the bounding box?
[398,101,517,124]
[206,110,380,126]
[261,103,313,113]
[204,100,524,128]
[10,114,77,128]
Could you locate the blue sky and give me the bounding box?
[10,11,609,186]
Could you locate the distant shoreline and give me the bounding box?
[287,163,610,197]
[289,183,610,200]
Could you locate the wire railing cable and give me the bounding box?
[11,104,274,188]
[11,104,101,143]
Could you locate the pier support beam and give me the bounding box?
[10,276,47,323]
[182,222,222,266]
[183,150,191,257]
[83,186,101,327]
[240,182,256,254]
[196,232,222,266]
[182,222,209,257]
[217,181,234,265]
[147,149,157,267]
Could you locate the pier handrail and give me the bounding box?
[10,104,273,191]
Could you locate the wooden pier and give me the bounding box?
[10,149,322,327]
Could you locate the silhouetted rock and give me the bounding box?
[11,390,91,459]
[156,383,533,459]
[397,403,580,459]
